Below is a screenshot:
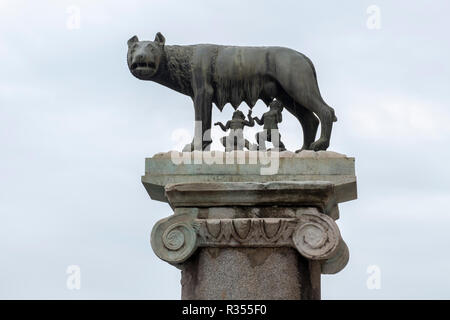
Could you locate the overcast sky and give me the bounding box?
[1,0,449,299]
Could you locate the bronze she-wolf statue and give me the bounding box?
[127,32,337,151]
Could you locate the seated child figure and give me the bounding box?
[253,100,286,151]
[214,109,255,151]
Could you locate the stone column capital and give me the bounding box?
[151,181,349,274]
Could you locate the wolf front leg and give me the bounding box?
[183,87,213,151]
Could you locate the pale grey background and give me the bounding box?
[1,0,449,299]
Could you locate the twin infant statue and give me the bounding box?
[215,100,286,152]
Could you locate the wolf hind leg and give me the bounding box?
[278,94,319,152]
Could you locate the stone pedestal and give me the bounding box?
[143,151,357,300]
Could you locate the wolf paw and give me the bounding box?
[309,138,330,151]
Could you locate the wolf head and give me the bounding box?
[127,32,165,80]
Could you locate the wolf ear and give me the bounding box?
[127,35,138,47]
[154,32,166,47]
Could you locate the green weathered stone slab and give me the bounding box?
[142,150,357,207]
